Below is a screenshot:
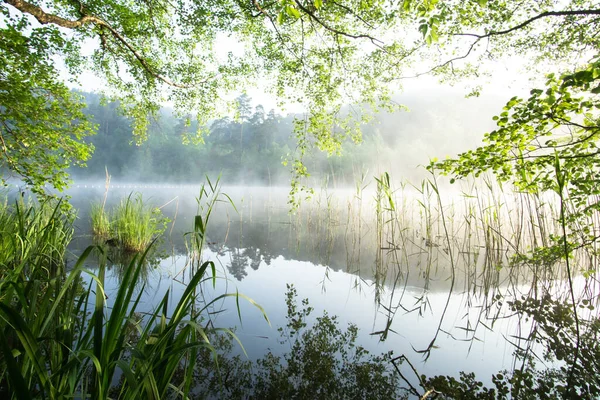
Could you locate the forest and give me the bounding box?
[73,90,501,186]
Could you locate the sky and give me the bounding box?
[66,29,537,118]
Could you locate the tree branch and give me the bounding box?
[4,0,96,28]
[329,0,374,29]
[396,38,480,80]
[292,0,383,45]
[457,9,600,39]
[4,0,199,89]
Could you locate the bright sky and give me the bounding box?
[62,23,539,118]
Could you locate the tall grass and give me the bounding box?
[0,197,73,279]
[281,168,600,349]
[0,187,267,398]
[0,245,225,398]
[184,177,236,268]
[91,193,168,252]
[113,194,154,251]
[90,202,111,238]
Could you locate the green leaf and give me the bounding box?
[285,5,301,18]
[0,329,32,400]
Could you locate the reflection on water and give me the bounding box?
[64,181,600,391]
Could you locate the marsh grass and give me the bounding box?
[95,193,169,252]
[0,186,267,399]
[287,169,594,297]
[284,169,600,353]
[0,244,229,399]
[0,197,73,278]
[113,194,156,251]
[90,202,111,238]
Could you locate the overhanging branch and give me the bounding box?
[457,9,600,39]
[292,0,383,45]
[4,0,199,89]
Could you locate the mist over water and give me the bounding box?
[6,84,588,396]
[68,85,508,187]
[58,174,585,392]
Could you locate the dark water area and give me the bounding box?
[22,180,598,393]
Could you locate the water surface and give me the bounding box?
[63,181,593,391]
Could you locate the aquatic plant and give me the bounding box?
[184,176,236,267]
[0,190,267,398]
[111,193,169,252]
[0,197,73,278]
[0,245,246,398]
[90,202,111,238]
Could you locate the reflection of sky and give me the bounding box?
[88,246,535,390]
[59,184,597,392]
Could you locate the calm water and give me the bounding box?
[62,181,595,392]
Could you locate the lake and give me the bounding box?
[60,179,597,396]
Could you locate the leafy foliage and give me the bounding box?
[3,0,599,197]
[0,13,95,194]
[422,295,600,399]
[1,0,400,195]
[250,284,403,399]
[434,59,600,194]
[433,59,600,261]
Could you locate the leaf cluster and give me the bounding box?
[251,284,403,399]
[423,294,600,399]
[433,59,600,253]
[0,16,95,194]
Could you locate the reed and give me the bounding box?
[0,245,247,398]
[0,188,267,398]
[184,176,235,266]
[0,196,73,279]
[111,193,168,252]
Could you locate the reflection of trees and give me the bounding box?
[187,286,403,399]
[105,245,166,287]
[207,205,362,279]
[225,246,267,280]
[262,250,274,266]
[244,247,262,271]
[227,249,248,281]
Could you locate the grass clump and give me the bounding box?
[91,193,169,252]
[90,202,111,238]
[0,196,73,278]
